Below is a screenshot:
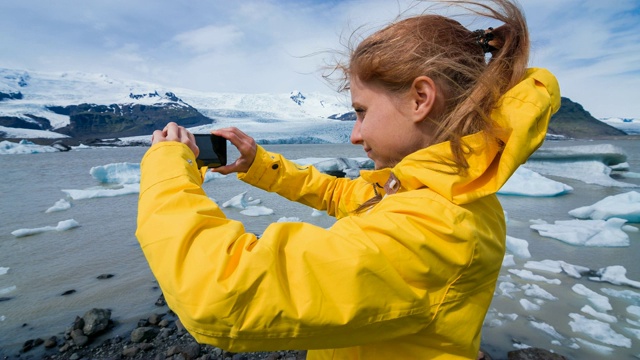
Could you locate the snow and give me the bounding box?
[11,219,80,238]
[599,117,640,135]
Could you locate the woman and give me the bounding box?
[136,0,560,358]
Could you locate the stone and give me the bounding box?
[70,329,89,347]
[131,326,159,343]
[122,345,140,357]
[44,336,58,348]
[508,347,567,360]
[82,308,111,336]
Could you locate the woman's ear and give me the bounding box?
[409,76,437,123]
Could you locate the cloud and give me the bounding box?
[0,0,638,118]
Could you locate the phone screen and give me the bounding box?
[194,133,227,168]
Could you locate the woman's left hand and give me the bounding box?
[151,122,199,158]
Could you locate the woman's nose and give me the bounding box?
[350,121,362,145]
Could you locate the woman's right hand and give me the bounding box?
[210,127,257,175]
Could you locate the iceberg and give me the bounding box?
[0,139,59,154]
[568,191,640,222]
[45,198,71,213]
[62,184,140,200]
[568,313,631,348]
[222,192,262,209]
[240,206,274,217]
[90,162,140,184]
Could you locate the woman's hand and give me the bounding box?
[211,127,257,175]
[151,122,199,157]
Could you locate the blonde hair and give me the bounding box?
[332,0,529,174]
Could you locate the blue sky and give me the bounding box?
[1,0,639,119]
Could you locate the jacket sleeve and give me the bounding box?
[238,145,376,219]
[136,142,434,352]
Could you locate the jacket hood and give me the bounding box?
[360,68,561,205]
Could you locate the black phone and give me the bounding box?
[194,133,227,168]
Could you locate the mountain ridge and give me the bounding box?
[0,68,634,144]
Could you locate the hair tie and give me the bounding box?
[473,27,497,53]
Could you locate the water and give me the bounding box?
[0,140,639,359]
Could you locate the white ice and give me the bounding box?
[505,235,531,259]
[222,192,262,209]
[601,288,640,304]
[11,219,80,238]
[568,313,631,348]
[568,191,640,222]
[0,267,8,275]
[572,284,612,312]
[530,218,632,247]
[530,320,564,340]
[277,217,301,222]
[519,298,540,311]
[628,305,640,317]
[507,269,561,285]
[62,184,140,200]
[521,283,558,301]
[524,259,590,279]
[45,198,71,213]
[581,305,617,323]
[499,166,573,196]
[0,285,16,295]
[589,265,640,289]
[240,206,274,217]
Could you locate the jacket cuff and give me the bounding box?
[140,142,203,194]
[237,145,282,189]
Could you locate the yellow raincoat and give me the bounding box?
[136,68,560,359]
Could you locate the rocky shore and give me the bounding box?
[1,291,569,360]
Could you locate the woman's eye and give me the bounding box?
[354,108,366,118]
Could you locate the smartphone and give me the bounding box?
[194,133,227,168]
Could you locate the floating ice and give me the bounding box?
[11,219,80,238]
[581,305,617,323]
[506,235,530,258]
[90,162,140,184]
[499,166,572,196]
[498,281,520,299]
[588,265,640,289]
[277,217,301,222]
[502,254,516,267]
[311,209,324,217]
[568,313,631,348]
[572,284,612,312]
[0,285,16,295]
[624,326,640,340]
[524,259,590,279]
[519,298,540,311]
[628,305,640,318]
[574,337,614,355]
[0,267,9,275]
[0,139,60,154]
[240,206,274,217]
[45,198,71,213]
[529,320,564,339]
[601,288,640,305]
[521,283,558,301]
[526,144,637,188]
[222,192,262,209]
[530,218,631,247]
[508,269,561,285]
[62,184,140,199]
[568,191,640,222]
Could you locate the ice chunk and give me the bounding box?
[90,162,140,184]
[506,235,530,258]
[572,284,612,312]
[277,217,301,222]
[502,254,516,267]
[508,269,561,285]
[530,218,631,247]
[588,265,640,289]
[62,184,140,199]
[499,166,572,197]
[45,198,71,213]
[222,192,261,209]
[519,298,540,311]
[568,313,631,348]
[240,206,274,217]
[524,259,590,279]
[568,191,640,222]
[581,305,617,323]
[0,285,16,295]
[0,267,9,275]
[529,320,564,339]
[521,283,558,301]
[11,219,80,238]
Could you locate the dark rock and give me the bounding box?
[97,273,114,279]
[0,296,13,302]
[148,312,164,325]
[131,326,159,343]
[21,338,42,353]
[122,345,140,357]
[51,140,72,151]
[61,289,76,296]
[44,336,58,348]
[155,293,166,306]
[508,347,567,360]
[70,329,89,347]
[82,308,111,336]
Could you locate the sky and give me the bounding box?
[0,0,639,119]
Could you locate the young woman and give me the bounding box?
[137,0,560,358]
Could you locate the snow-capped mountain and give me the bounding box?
[0,68,354,144]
